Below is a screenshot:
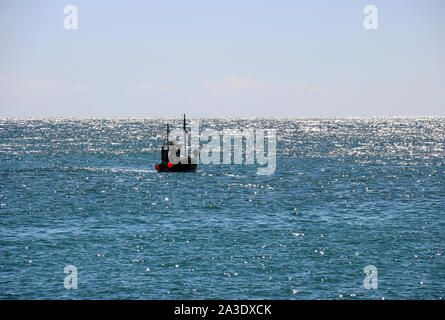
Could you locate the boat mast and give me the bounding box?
[166,124,170,142]
[183,114,188,159]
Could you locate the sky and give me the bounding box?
[0,0,444,117]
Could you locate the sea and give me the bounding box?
[0,117,443,299]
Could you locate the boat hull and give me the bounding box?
[155,162,197,172]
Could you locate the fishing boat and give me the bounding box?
[154,115,198,172]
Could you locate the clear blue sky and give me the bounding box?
[0,0,444,117]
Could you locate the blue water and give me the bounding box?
[0,118,443,299]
